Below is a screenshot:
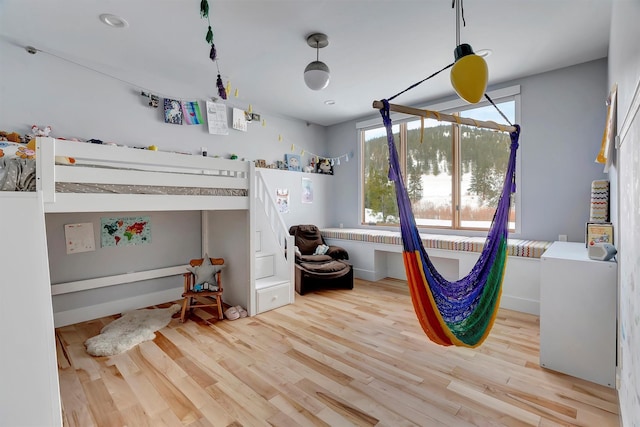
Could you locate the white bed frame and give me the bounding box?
[29,137,258,326]
[35,137,251,213]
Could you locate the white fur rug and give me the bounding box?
[85,304,181,357]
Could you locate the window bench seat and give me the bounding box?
[320,228,552,315]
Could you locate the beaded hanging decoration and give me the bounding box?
[200,0,227,99]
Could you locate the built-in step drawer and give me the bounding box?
[256,282,290,313]
[255,253,274,279]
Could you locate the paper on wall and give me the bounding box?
[232,107,248,132]
[206,101,229,135]
[64,223,96,254]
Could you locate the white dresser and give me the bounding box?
[540,241,617,387]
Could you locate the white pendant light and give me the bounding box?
[304,33,330,91]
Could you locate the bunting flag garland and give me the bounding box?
[284,140,351,167]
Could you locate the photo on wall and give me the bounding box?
[164,98,183,125]
[101,216,151,247]
[302,177,313,204]
[285,154,301,171]
[276,188,289,214]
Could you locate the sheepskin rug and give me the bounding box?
[84,304,181,357]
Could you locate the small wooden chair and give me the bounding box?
[181,257,224,322]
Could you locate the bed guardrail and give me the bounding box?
[34,137,251,212]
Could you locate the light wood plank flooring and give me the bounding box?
[56,278,620,426]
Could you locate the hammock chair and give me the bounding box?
[376,99,520,347]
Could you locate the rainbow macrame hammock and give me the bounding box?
[377,99,520,347]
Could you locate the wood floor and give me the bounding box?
[56,278,620,427]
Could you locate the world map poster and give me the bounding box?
[101,216,151,247]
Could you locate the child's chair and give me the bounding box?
[181,257,225,322]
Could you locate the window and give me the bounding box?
[361,93,518,231]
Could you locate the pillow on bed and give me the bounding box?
[187,255,225,286]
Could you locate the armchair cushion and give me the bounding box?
[326,245,348,260]
[299,260,351,275]
[187,255,225,285]
[297,254,333,263]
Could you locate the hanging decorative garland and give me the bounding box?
[200,0,227,99]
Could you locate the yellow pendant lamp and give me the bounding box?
[450,0,488,104]
[451,43,488,103]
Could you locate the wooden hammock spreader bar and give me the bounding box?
[372,100,517,133]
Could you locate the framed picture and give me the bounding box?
[316,158,333,175]
[585,222,614,247]
[285,154,301,171]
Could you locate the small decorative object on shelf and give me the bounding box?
[285,154,301,171]
[585,222,614,248]
[316,158,333,175]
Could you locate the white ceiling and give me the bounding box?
[0,0,612,126]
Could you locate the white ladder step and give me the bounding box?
[255,252,275,279]
[255,277,289,291]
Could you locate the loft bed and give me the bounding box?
[1,137,255,327]
[0,137,251,213]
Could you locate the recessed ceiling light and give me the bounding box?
[99,13,129,28]
[324,100,336,105]
[476,49,492,58]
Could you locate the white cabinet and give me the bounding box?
[540,242,617,387]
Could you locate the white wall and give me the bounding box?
[327,59,610,242]
[0,39,327,166]
[46,211,201,314]
[608,1,640,425]
[259,168,332,229]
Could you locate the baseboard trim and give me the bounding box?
[53,287,183,328]
[353,268,379,282]
[500,294,539,315]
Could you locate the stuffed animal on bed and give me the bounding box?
[28,125,52,139]
[0,141,36,160]
[0,131,23,143]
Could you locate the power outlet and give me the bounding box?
[559,234,568,242]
